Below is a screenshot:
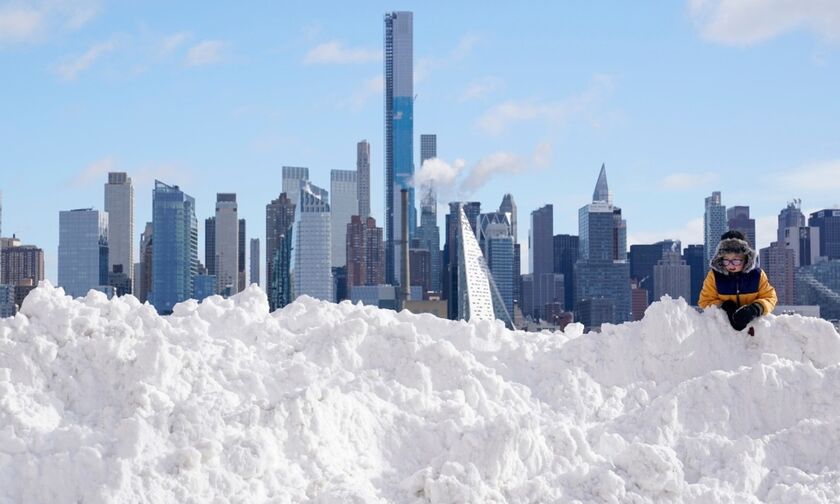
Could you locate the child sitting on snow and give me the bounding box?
[698,230,777,331]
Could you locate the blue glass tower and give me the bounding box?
[58,208,109,298]
[150,180,198,315]
[384,11,415,286]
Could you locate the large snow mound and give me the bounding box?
[2,283,840,503]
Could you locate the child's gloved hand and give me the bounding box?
[732,303,762,331]
[720,300,737,316]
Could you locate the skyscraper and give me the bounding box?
[553,234,579,312]
[357,140,371,219]
[485,221,515,317]
[575,165,631,329]
[526,204,558,320]
[215,193,239,296]
[809,209,840,260]
[239,218,246,292]
[416,133,440,294]
[778,200,806,244]
[384,11,415,285]
[104,172,134,287]
[58,208,109,298]
[295,182,332,301]
[653,250,691,302]
[150,181,197,315]
[682,244,705,305]
[704,191,727,269]
[443,201,479,320]
[265,193,295,311]
[727,205,756,248]
[500,193,519,304]
[137,222,153,303]
[250,238,259,286]
[330,169,358,268]
[347,215,385,288]
[204,216,216,278]
[282,166,309,209]
[760,242,795,305]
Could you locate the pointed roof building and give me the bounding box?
[592,163,612,205]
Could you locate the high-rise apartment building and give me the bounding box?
[346,215,385,288]
[215,193,239,296]
[204,217,216,278]
[282,166,309,209]
[526,204,558,320]
[500,194,519,303]
[150,181,197,315]
[357,141,371,219]
[250,238,259,286]
[58,208,109,298]
[295,182,332,301]
[104,172,134,286]
[443,201,479,320]
[330,169,358,268]
[760,242,795,305]
[265,193,295,311]
[727,205,756,248]
[704,191,727,269]
[809,209,840,260]
[384,11,415,285]
[1,243,44,286]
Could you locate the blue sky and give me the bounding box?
[2,0,839,283]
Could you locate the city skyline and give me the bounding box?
[2,2,840,283]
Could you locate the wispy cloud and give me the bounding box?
[477,74,614,135]
[304,40,380,64]
[186,40,226,66]
[776,160,840,191]
[413,143,552,197]
[460,76,504,102]
[158,31,191,57]
[416,33,481,84]
[69,156,116,187]
[54,39,117,81]
[0,0,100,45]
[348,74,384,110]
[69,156,193,189]
[689,0,840,46]
[660,172,720,190]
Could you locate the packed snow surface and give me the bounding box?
[3,283,840,503]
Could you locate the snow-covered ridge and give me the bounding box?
[2,283,840,503]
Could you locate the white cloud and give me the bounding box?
[159,31,191,56]
[54,39,117,81]
[477,75,614,135]
[460,152,527,194]
[777,160,840,191]
[689,0,840,45]
[660,172,720,190]
[0,0,99,45]
[0,6,43,43]
[186,40,226,66]
[459,76,504,102]
[304,40,380,64]
[416,34,481,84]
[348,74,384,110]
[70,157,116,187]
[414,158,466,190]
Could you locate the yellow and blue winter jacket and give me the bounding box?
[698,237,777,315]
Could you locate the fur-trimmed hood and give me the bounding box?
[710,237,757,274]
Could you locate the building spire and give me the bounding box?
[592,163,612,204]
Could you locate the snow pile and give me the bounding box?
[2,283,840,503]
